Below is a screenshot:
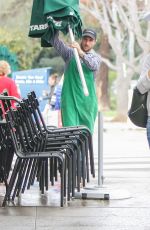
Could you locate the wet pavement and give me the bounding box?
[0,118,150,230]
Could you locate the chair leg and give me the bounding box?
[59,159,65,207]
[14,159,28,199]
[22,159,33,193]
[50,158,54,186]
[67,154,72,201]
[45,159,49,191]
[2,158,21,207]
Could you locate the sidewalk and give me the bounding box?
[0,120,150,230]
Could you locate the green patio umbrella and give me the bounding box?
[29,0,82,46]
[43,0,82,44]
[28,0,88,96]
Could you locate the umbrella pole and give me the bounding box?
[68,26,89,96]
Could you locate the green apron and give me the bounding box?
[61,57,98,133]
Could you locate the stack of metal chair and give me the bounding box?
[0,91,95,207]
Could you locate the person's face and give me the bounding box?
[81,36,96,52]
[48,77,56,86]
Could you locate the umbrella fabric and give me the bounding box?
[44,0,79,13]
[28,0,48,38]
[28,0,82,47]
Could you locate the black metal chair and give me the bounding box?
[0,95,81,205]
[1,109,67,207]
[0,104,14,188]
[16,100,77,197]
[20,96,88,192]
[0,95,71,207]
[27,91,95,178]
[0,91,96,207]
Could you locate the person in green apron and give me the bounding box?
[49,28,101,133]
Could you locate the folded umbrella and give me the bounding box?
[28,0,88,96]
[28,0,82,46]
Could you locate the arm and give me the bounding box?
[81,52,101,71]
[137,54,150,94]
[50,32,74,62]
[70,41,101,71]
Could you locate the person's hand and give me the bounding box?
[70,41,85,58]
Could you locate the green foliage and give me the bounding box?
[33,56,65,76]
[0,28,41,70]
[32,47,65,75]
[35,48,58,61]
[109,94,117,110]
[103,110,117,118]
[0,45,18,76]
[109,70,117,83]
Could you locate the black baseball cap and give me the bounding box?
[82,29,97,40]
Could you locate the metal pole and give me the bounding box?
[75,111,109,200]
[98,111,103,186]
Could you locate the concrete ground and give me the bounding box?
[0,117,150,230]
